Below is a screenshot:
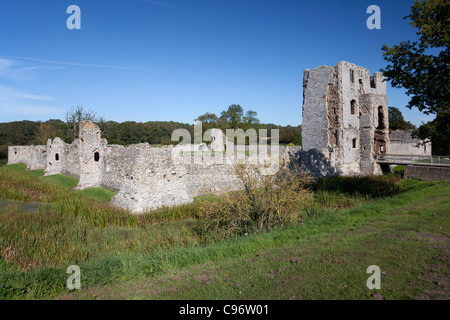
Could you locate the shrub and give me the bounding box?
[312,175,401,198]
[392,165,406,178]
[197,163,314,239]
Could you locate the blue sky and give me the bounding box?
[0,0,435,126]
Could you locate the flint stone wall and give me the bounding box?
[405,165,450,181]
[389,130,431,156]
[7,145,47,170]
[301,61,390,176]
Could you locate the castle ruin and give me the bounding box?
[302,61,390,175]
[7,61,431,213]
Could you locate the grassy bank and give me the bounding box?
[62,179,450,300]
[0,162,448,299]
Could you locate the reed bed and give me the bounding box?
[0,163,399,273]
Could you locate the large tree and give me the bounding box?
[219,104,244,129]
[380,0,449,154]
[388,106,416,131]
[195,112,219,130]
[65,105,99,141]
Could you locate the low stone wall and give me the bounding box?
[389,130,431,156]
[404,165,450,181]
[7,145,47,170]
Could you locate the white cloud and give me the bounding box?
[0,55,151,71]
[21,65,65,71]
[0,103,62,117]
[0,85,61,118]
[0,86,53,102]
[0,58,29,81]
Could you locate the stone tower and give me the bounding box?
[76,120,107,190]
[302,61,389,175]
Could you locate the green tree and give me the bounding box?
[413,110,450,155]
[220,104,244,129]
[33,121,65,145]
[243,110,260,130]
[195,112,219,133]
[65,105,99,141]
[388,106,416,131]
[381,0,449,154]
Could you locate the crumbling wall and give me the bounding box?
[110,145,193,212]
[389,130,431,156]
[76,121,107,190]
[8,145,47,170]
[62,139,80,178]
[302,66,334,153]
[301,60,389,176]
[44,137,66,176]
[43,138,79,177]
[326,68,342,173]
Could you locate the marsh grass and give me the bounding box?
[311,174,402,198]
[197,163,315,239]
[0,162,407,299]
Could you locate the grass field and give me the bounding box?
[0,162,448,300]
[61,179,450,300]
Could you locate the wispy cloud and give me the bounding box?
[0,85,61,118]
[0,55,151,71]
[140,0,179,9]
[0,86,54,102]
[0,58,30,81]
[21,65,65,71]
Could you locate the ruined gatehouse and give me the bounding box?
[301,61,390,175]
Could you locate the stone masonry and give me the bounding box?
[302,61,390,175]
[8,61,431,212]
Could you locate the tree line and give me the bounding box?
[0,105,302,160]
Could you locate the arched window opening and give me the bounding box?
[94,152,100,162]
[350,100,357,115]
[377,106,385,129]
[349,69,355,83]
[55,153,59,161]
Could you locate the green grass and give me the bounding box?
[0,162,448,300]
[76,188,117,203]
[40,174,78,189]
[2,163,116,203]
[61,179,450,300]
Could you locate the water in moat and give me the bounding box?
[0,199,48,212]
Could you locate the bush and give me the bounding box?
[392,165,406,178]
[197,163,314,239]
[312,175,401,198]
